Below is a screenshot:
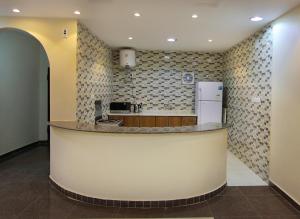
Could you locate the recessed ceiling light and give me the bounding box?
[167,38,177,43]
[208,39,213,43]
[12,9,20,13]
[128,37,133,40]
[74,10,81,15]
[134,12,141,17]
[192,14,198,19]
[250,16,263,22]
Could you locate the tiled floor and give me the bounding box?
[0,144,299,219]
[227,151,268,186]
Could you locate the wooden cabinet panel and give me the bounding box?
[139,116,156,127]
[155,117,169,127]
[124,116,140,127]
[110,115,197,127]
[168,117,182,127]
[108,116,124,121]
[182,117,197,126]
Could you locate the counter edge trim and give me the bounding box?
[49,123,229,135]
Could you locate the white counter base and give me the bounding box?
[50,126,227,204]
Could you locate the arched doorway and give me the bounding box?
[0,28,50,156]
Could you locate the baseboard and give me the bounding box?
[38,140,50,146]
[0,141,49,163]
[269,181,300,211]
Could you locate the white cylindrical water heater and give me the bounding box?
[120,49,136,68]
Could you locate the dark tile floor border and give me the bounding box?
[49,177,227,208]
[270,181,300,211]
[0,141,48,163]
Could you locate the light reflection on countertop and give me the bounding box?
[49,121,229,134]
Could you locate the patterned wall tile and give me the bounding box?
[76,23,113,123]
[76,23,273,182]
[224,26,273,181]
[112,50,224,111]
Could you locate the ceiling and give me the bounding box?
[1,0,300,51]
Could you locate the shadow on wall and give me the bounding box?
[0,28,50,156]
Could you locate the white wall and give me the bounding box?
[0,17,78,122]
[0,29,48,155]
[270,6,300,205]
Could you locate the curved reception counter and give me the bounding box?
[49,121,228,208]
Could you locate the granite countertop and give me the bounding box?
[49,121,229,134]
[107,110,197,117]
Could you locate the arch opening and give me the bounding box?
[0,27,50,155]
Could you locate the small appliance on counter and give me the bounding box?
[110,102,143,114]
[132,103,143,113]
[95,100,123,126]
[110,102,131,114]
[195,82,223,125]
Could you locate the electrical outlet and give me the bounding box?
[63,28,68,38]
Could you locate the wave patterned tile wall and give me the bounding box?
[224,26,273,181]
[76,22,273,182]
[112,50,224,111]
[77,23,113,123]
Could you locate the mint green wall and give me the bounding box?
[0,29,48,155]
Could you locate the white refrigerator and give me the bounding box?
[195,82,223,125]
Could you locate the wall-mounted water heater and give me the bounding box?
[120,49,136,68]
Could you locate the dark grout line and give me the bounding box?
[279,195,300,215]
[112,207,121,217]
[15,192,43,219]
[242,192,263,218]
[206,200,215,218]
[243,190,300,218]
[270,181,300,213]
